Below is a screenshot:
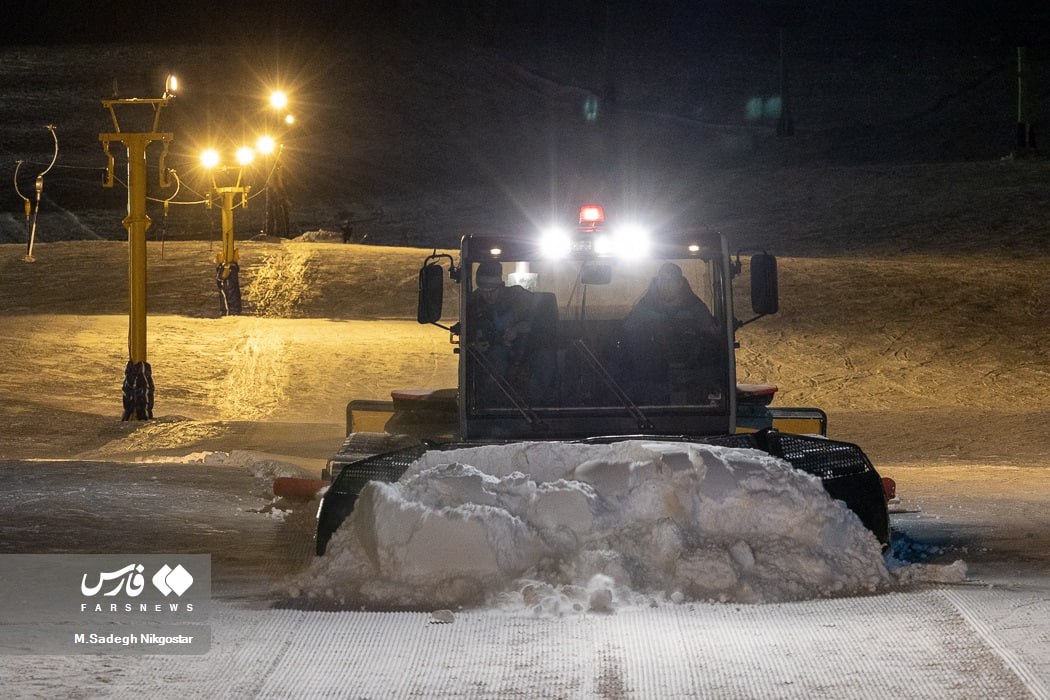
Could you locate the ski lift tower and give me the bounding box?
[200,145,254,316]
[99,75,177,421]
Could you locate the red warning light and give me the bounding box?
[578,204,605,228]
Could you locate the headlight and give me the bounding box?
[606,223,650,259]
[539,227,572,259]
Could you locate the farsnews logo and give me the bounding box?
[81,563,194,598]
[152,564,194,597]
[81,563,146,597]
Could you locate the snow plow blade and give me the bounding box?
[317,440,430,555]
[315,430,889,555]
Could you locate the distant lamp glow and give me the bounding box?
[256,135,276,155]
[583,94,599,122]
[539,227,572,259]
[164,74,178,99]
[688,243,701,253]
[200,148,220,169]
[235,146,255,166]
[270,90,288,110]
[284,114,295,126]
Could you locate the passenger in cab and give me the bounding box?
[622,262,723,404]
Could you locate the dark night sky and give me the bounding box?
[5,1,1050,47]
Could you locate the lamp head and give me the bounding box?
[200,148,220,170]
[256,135,276,155]
[235,147,255,167]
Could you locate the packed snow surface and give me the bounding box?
[294,441,937,612]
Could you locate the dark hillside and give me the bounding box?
[2,2,1050,255]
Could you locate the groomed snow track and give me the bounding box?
[39,589,1044,699]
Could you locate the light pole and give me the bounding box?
[22,123,58,262]
[13,160,31,247]
[18,124,59,262]
[776,27,795,137]
[99,75,177,421]
[262,90,293,237]
[202,145,254,315]
[1017,46,1036,153]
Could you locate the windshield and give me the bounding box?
[464,256,729,415]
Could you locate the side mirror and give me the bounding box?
[417,263,444,324]
[750,253,779,316]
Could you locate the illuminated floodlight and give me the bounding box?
[687,243,701,253]
[270,90,288,110]
[489,247,502,256]
[539,227,572,259]
[598,223,651,259]
[256,135,276,155]
[164,74,179,99]
[200,148,220,169]
[235,146,255,166]
[593,234,613,256]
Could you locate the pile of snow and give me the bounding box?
[293,229,343,243]
[144,449,310,480]
[293,440,938,612]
